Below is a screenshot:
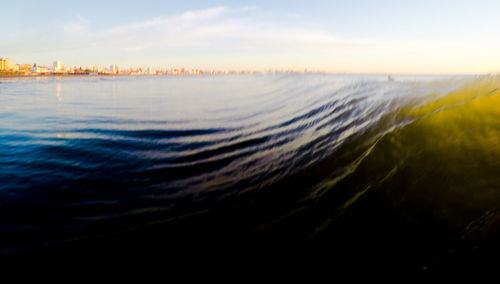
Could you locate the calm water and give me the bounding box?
[2,74,500,275]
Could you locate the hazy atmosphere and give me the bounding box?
[4,0,500,73]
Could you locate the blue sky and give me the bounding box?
[3,0,500,73]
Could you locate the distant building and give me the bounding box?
[53,61,64,73]
[110,65,118,74]
[4,58,14,70]
[147,66,155,75]
[0,58,14,71]
[17,64,32,73]
[31,64,49,73]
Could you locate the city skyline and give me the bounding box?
[3,1,500,74]
[0,56,324,75]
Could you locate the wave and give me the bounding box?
[3,74,500,271]
[272,75,500,272]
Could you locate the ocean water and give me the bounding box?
[2,74,500,274]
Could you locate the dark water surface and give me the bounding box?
[2,74,500,276]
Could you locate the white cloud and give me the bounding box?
[53,6,340,52]
[180,6,228,21]
[62,16,91,36]
[103,6,229,36]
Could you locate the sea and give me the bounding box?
[2,74,500,277]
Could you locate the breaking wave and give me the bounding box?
[2,74,500,275]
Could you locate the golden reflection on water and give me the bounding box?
[307,75,500,245]
[56,83,62,102]
[370,75,500,230]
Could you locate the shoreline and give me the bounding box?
[0,72,155,78]
[0,72,323,79]
[0,72,479,79]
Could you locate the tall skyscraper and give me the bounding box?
[53,61,63,72]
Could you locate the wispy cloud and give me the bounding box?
[62,16,91,36]
[103,6,229,36]
[180,6,228,21]
[55,6,339,52]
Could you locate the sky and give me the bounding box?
[3,0,500,74]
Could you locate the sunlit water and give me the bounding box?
[2,74,500,275]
